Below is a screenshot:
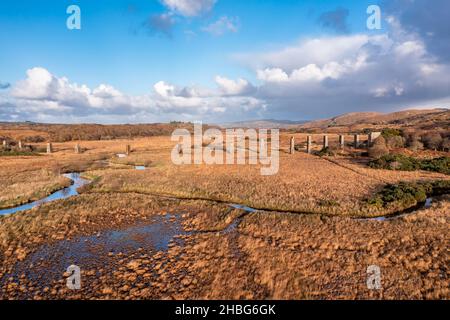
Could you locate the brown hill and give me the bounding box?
[296,108,449,133]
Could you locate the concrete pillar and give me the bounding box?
[290,136,295,154]
[126,145,131,156]
[2,140,6,149]
[323,135,329,149]
[354,135,359,148]
[339,135,345,149]
[368,132,382,146]
[47,143,53,154]
[306,136,312,154]
[75,143,81,154]
[18,141,23,149]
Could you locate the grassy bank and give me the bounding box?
[367,180,450,211]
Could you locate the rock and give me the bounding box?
[126,260,141,270]
[102,287,113,295]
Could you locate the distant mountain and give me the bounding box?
[218,119,308,129]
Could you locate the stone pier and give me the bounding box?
[47,143,53,154]
[354,135,360,148]
[368,132,382,146]
[75,144,81,154]
[339,135,345,149]
[18,141,23,149]
[2,140,6,149]
[323,135,329,149]
[290,136,295,154]
[126,145,131,156]
[306,136,312,154]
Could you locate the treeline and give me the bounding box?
[1,122,202,142]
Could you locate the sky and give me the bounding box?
[0,0,449,124]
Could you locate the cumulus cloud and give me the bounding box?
[215,76,254,96]
[202,16,239,36]
[6,67,264,123]
[244,15,450,118]
[238,35,370,73]
[383,0,450,62]
[318,7,350,33]
[161,0,216,17]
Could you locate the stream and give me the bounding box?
[0,170,436,220]
[0,170,439,297]
[0,173,90,216]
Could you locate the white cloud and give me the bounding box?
[161,0,216,17]
[245,20,450,118]
[7,67,265,123]
[257,68,289,83]
[239,35,371,73]
[154,81,176,97]
[202,16,239,36]
[215,76,254,95]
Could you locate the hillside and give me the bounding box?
[295,108,449,132]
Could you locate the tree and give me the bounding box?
[422,132,442,151]
[441,138,450,152]
[404,131,424,151]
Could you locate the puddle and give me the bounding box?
[229,204,257,213]
[2,214,186,293]
[0,173,89,216]
[135,166,146,170]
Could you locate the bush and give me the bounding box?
[381,128,402,138]
[369,154,450,174]
[385,135,405,149]
[316,146,339,157]
[367,180,449,209]
[422,132,443,151]
[23,135,46,143]
[441,138,450,152]
[368,136,389,158]
[420,157,450,175]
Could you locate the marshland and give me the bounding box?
[0,120,448,300]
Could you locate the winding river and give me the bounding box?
[0,173,89,216]
[0,169,435,220]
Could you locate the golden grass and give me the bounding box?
[0,133,448,299]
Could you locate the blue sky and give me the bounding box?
[0,0,449,123]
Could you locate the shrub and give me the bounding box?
[368,136,389,158]
[369,154,421,171]
[385,135,405,149]
[23,135,46,143]
[441,138,450,152]
[369,155,450,174]
[422,132,443,151]
[367,180,449,210]
[316,146,338,157]
[381,128,402,138]
[420,157,450,175]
